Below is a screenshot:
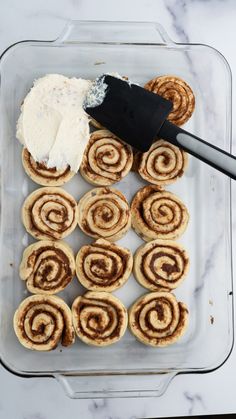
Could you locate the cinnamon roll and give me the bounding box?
[22,187,78,240]
[131,185,189,241]
[20,240,75,294]
[144,75,195,126]
[138,140,188,186]
[13,294,75,351]
[129,292,189,347]
[22,148,75,187]
[78,187,131,241]
[80,130,133,186]
[134,239,189,291]
[72,291,128,346]
[76,238,133,291]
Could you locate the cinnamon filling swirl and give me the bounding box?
[138,140,188,186]
[13,294,75,351]
[76,238,133,291]
[129,292,189,347]
[131,185,189,241]
[22,148,75,186]
[72,291,128,346]
[78,187,131,242]
[20,240,75,294]
[134,239,189,291]
[22,187,78,240]
[80,130,133,186]
[144,75,195,126]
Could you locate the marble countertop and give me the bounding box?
[1,0,236,418]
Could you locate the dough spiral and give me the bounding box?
[131,185,189,241]
[129,292,189,347]
[22,187,78,240]
[144,75,195,126]
[72,291,128,346]
[78,187,131,241]
[20,240,75,294]
[134,239,189,291]
[80,130,133,186]
[138,140,188,186]
[22,148,75,187]
[76,238,133,292]
[13,294,75,351]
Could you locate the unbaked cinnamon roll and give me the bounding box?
[22,187,78,240]
[13,294,75,351]
[72,291,128,346]
[76,238,133,292]
[138,140,188,186]
[22,148,75,186]
[144,75,195,126]
[80,130,133,186]
[131,185,189,241]
[20,240,75,294]
[134,239,189,291]
[129,292,189,347]
[78,187,131,241]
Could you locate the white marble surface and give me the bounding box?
[1,0,236,417]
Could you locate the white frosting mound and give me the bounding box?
[16,74,92,172]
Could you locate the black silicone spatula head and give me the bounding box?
[84,75,173,151]
[84,74,236,181]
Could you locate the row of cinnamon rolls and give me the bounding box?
[22,185,189,242]
[22,133,188,188]
[14,291,188,350]
[19,237,189,295]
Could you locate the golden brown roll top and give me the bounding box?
[72,291,128,346]
[76,238,133,292]
[22,148,75,187]
[138,140,188,186]
[22,187,78,240]
[78,187,131,241]
[144,75,195,126]
[129,292,189,347]
[20,240,75,294]
[13,294,75,351]
[134,239,189,291]
[131,185,189,241]
[80,130,133,186]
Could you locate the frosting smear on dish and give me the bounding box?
[16,74,92,172]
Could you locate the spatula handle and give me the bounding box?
[159,120,236,180]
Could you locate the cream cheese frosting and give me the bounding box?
[16,74,92,172]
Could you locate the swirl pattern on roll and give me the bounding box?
[22,148,75,187]
[80,130,133,186]
[72,291,128,346]
[76,238,133,292]
[131,185,189,241]
[138,140,188,186]
[22,187,78,240]
[134,239,189,291]
[78,187,131,241]
[13,294,75,351]
[144,75,195,126]
[20,240,75,294]
[129,292,189,347]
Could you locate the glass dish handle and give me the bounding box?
[56,372,176,398]
[54,20,175,45]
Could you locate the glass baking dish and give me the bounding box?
[0,20,233,398]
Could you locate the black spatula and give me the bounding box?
[85,75,236,180]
